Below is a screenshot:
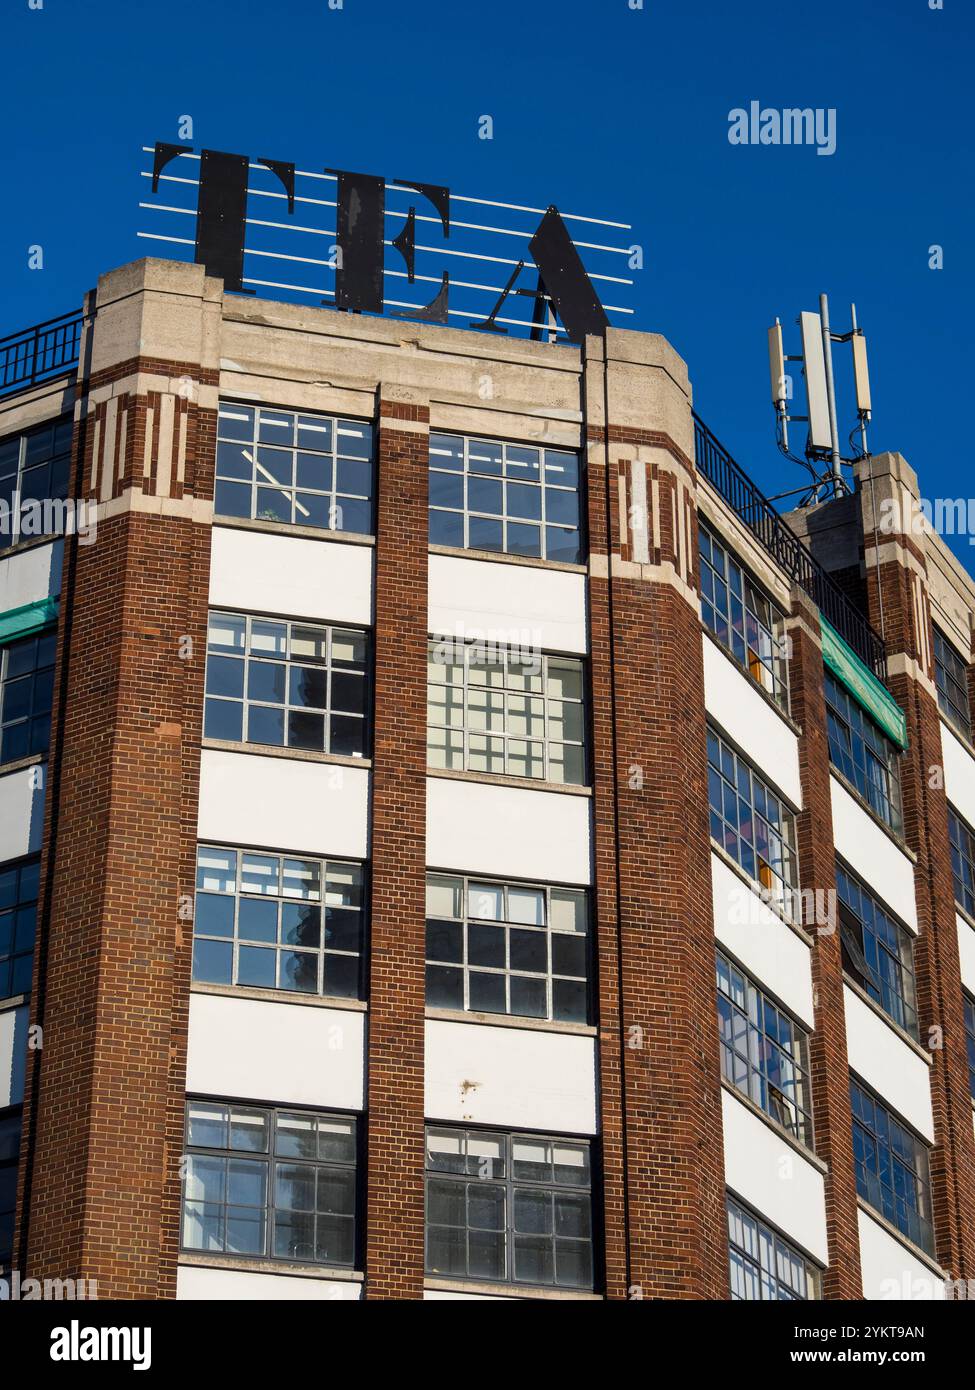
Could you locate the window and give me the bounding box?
[716,950,813,1147]
[948,806,975,917]
[215,404,373,536]
[851,1078,933,1255]
[933,627,971,741]
[204,611,370,757]
[0,629,55,764]
[193,846,364,999]
[428,639,586,784]
[428,433,583,564]
[0,1107,19,1267]
[727,1194,819,1300]
[836,863,917,1038]
[707,727,798,912]
[0,856,39,1000]
[425,874,589,1023]
[825,671,903,834]
[0,418,72,551]
[964,993,975,1104]
[181,1101,357,1267]
[699,522,789,711]
[425,1126,593,1289]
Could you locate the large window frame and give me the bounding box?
[699,521,790,712]
[0,627,56,766]
[0,417,72,552]
[850,1076,934,1256]
[181,1099,358,1269]
[425,872,590,1024]
[964,992,975,1104]
[707,726,799,915]
[428,432,583,565]
[824,670,903,834]
[0,855,40,1001]
[716,949,814,1149]
[192,845,366,1001]
[837,862,918,1039]
[427,639,587,785]
[727,1193,819,1300]
[204,610,370,758]
[948,806,975,918]
[933,627,971,742]
[424,1125,594,1291]
[0,1105,20,1268]
[215,403,374,537]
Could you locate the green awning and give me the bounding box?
[0,596,59,646]
[821,616,907,751]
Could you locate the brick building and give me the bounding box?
[1,256,974,1300]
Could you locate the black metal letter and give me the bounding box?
[528,206,609,343]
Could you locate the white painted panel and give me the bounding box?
[427,777,591,885]
[722,1090,828,1264]
[424,1288,520,1300]
[177,1266,362,1300]
[942,722,975,834]
[198,749,369,859]
[0,1005,29,1108]
[429,554,587,656]
[209,526,372,626]
[186,993,365,1111]
[425,1018,597,1134]
[711,853,814,1027]
[858,1209,945,1300]
[703,637,802,807]
[0,540,62,611]
[0,764,45,863]
[830,776,917,931]
[844,987,934,1142]
[957,913,975,995]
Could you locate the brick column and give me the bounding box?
[363,389,430,1299]
[859,451,975,1279]
[785,591,863,1298]
[15,259,220,1297]
[584,332,727,1299]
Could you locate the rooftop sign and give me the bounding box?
[139,142,634,344]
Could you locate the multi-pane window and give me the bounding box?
[0,418,72,551]
[0,1107,20,1267]
[427,640,586,785]
[837,863,918,1039]
[716,951,813,1148]
[0,629,55,764]
[948,806,975,917]
[851,1078,934,1255]
[964,994,975,1103]
[425,874,589,1024]
[699,523,789,711]
[0,856,40,1000]
[425,1127,593,1290]
[825,671,903,834]
[181,1101,357,1267]
[215,404,373,536]
[204,611,370,757]
[193,846,364,1000]
[707,727,799,912]
[933,627,971,741]
[727,1194,819,1300]
[428,433,583,564]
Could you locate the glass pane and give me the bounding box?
[426,874,462,918]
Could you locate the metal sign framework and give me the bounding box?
[138,143,635,344]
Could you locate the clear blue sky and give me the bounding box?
[2,0,971,558]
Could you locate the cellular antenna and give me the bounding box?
[766,295,873,505]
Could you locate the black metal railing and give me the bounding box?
[0,310,83,399]
[694,413,887,680]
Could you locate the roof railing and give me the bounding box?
[0,310,83,400]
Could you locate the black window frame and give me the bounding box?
[964,992,975,1104]
[180,1098,360,1269]
[0,1104,21,1269]
[424,1124,595,1291]
[933,626,972,742]
[0,854,40,1002]
[948,805,975,918]
[850,1076,934,1256]
[707,725,799,914]
[836,861,918,1040]
[824,670,903,835]
[192,844,367,1002]
[726,1192,820,1300]
[0,626,56,766]
[698,520,790,712]
[0,416,73,552]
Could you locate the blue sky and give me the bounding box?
[2,0,972,558]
